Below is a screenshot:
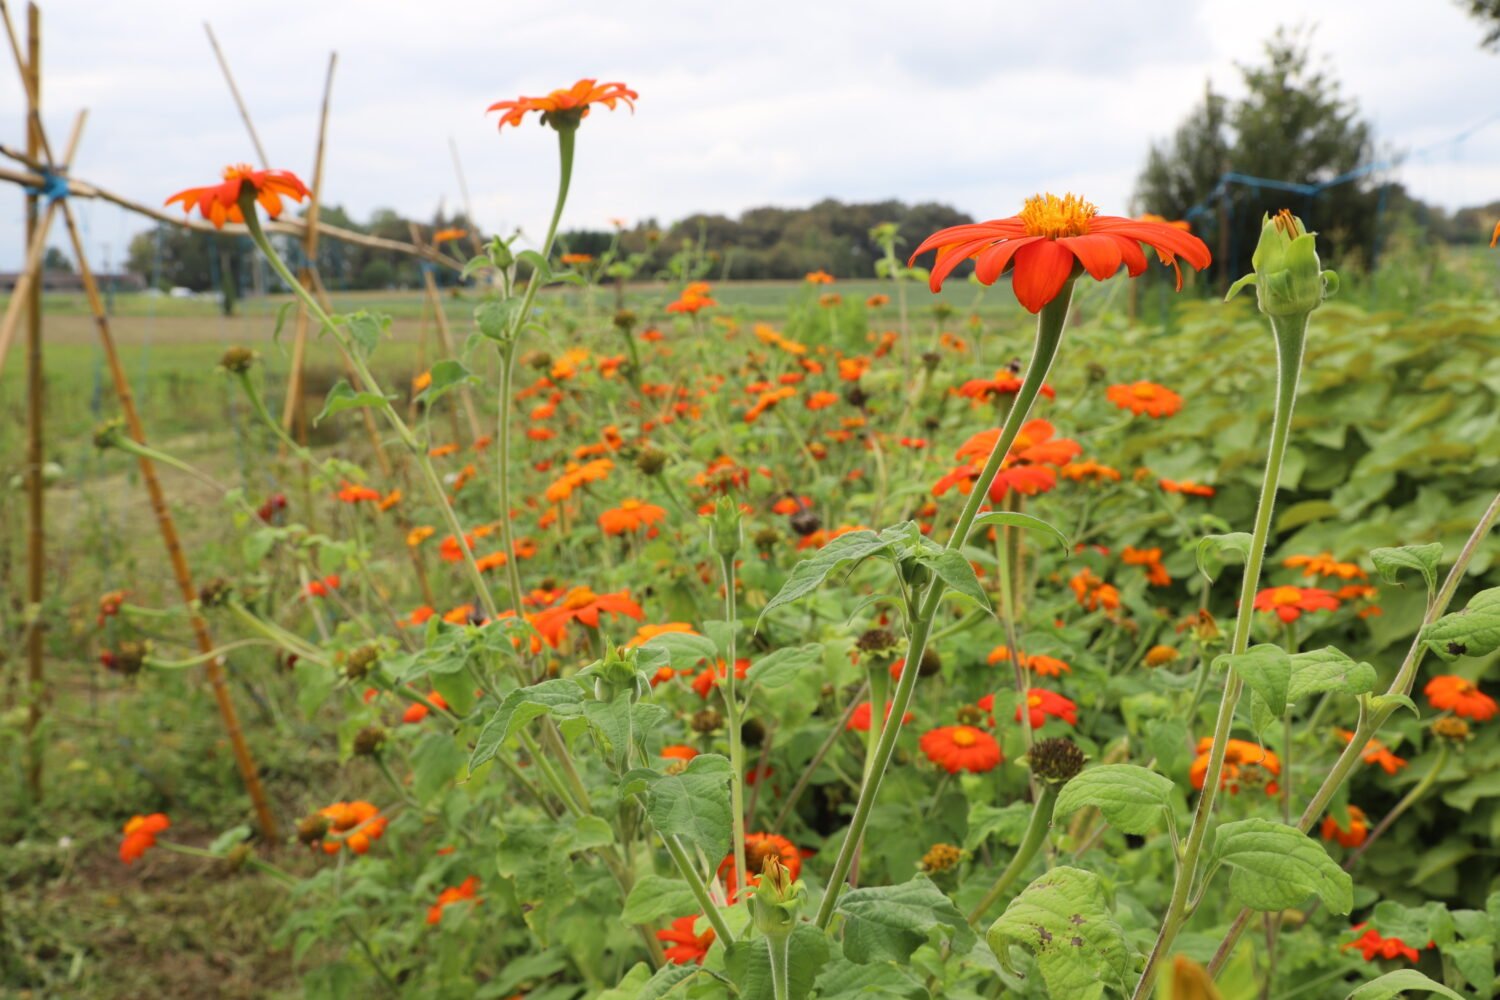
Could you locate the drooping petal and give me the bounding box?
[1089,216,1212,271]
[925,237,998,292]
[1010,239,1076,313]
[908,219,1026,262]
[1057,233,1124,281]
[974,235,1044,284]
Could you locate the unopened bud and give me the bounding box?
[1226,209,1339,318]
[219,346,256,374]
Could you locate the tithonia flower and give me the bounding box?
[658,915,715,964]
[599,498,667,536]
[660,744,698,762]
[717,833,801,902]
[1253,585,1340,623]
[1069,569,1120,613]
[1016,689,1078,729]
[165,165,309,229]
[316,800,388,855]
[920,725,1003,773]
[1425,675,1498,721]
[849,700,915,732]
[432,227,467,244]
[1122,545,1171,587]
[1061,459,1121,483]
[402,692,449,724]
[666,281,717,314]
[1190,738,1280,795]
[1320,805,1368,848]
[488,79,637,131]
[987,645,1070,677]
[119,813,170,864]
[932,419,1081,502]
[1159,478,1215,497]
[956,370,1056,403]
[625,622,699,649]
[1284,552,1366,580]
[1343,924,1422,964]
[1336,728,1407,775]
[529,587,644,648]
[910,192,1211,312]
[427,876,482,925]
[805,269,835,284]
[1106,381,1182,419]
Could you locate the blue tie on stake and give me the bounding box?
[24,167,69,204]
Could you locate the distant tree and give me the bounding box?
[1459,0,1500,48]
[42,246,72,273]
[125,225,252,306]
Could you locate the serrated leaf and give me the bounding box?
[724,925,829,1000]
[1345,969,1467,1000]
[920,549,993,611]
[341,311,389,357]
[964,802,1032,851]
[1288,647,1378,702]
[747,643,823,689]
[415,358,478,406]
[634,963,706,998]
[836,874,976,963]
[1216,644,1291,717]
[756,530,893,626]
[1209,818,1352,914]
[411,731,468,804]
[1367,692,1419,718]
[468,678,587,770]
[314,379,396,426]
[642,631,719,670]
[987,866,1129,1000]
[970,510,1070,552]
[1197,532,1252,583]
[474,298,519,341]
[1422,588,1500,659]
[630,754,733,859]
[1053,764,1175,835]
[812,958,926,999]
[1371,542,1443,595]
[621,875,700,925]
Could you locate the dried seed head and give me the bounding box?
[1029,737,1087,785]
[635,447,667,476]
[353,725,388,757]
[857,628,899,655]
[344,644,381,681]
[219,346,256,374]
[198,578,233,609]
[690,708,723,733]
[1432,716,1471,744]
[789,510,822,537]
[919,842,964,874]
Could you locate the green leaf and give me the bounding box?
[812,958,926,999]
[1278,499,1340,531]
[341,311,389,357]
[271,299,296,349]
[293,659,336,716]
[1208,818,1352,914]
[414,359,479,406]
[747,643,824,689]
[314,379,396,426]
[724,925,830,1000]
[920,549,992,611]
[1345,969,1467,1000]
[633,963,706,998]
[641,631,719,670]
[987,866,1129,1000]
[1287,646,1378,702]
[836,874,976,963]
[468,678,587,771]
[1422,588,1500,659]
[1053,764,1175,835]
[1366,692,1419,718]
[474,298,519,341]
[629,754,733,859]
[970,510,1070,552]
[756,529,893,626]
[1216,644,1291,717]
[411,731,468,804]
[1197,532,1252,583]
[621,875,699,925]
[1371,542,1443,595]
[964,802,1033,851]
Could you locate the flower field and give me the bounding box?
[4,71,1500,1000]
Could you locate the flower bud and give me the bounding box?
[1226,210,1339,317]
[710,496,742,559]
[353,725,388,757]
[219,346,256,374]
[1028,737,1086,786]
[749,856,804,940]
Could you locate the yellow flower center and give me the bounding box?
[951,727,978,748]
[1270,586,1303,606]
[563,587,599,610]
[1018,193,1097,239]
[1028,694,1043,708]
[1131,383,1158,399]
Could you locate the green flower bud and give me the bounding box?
[710,496,742,559]
[1226,210,1339,317]
[593,639,644,702]
[749,856,804,940]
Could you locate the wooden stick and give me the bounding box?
[203,22,270,168]
[448,135,487,257]
[21,0,41,802]
[409,221,483,442]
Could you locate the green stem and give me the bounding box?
[767,931,792,1000]
[967,784,1057,925]
[494,344,528,614]
[1343,744,1449,871]
[721,552,749,901]
[813,284,1074,930]
[1131,313,1308,999]
[662,833,735,945]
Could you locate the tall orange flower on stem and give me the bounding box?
[910,193,1211,312]
[488,79,638,131]
[165,165,309,229]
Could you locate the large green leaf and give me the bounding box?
[1370,542,1443,595]
[836,874,976,963]
[1422,587,1500,658]
[987,866,1129,1000]
[468,678,587,770]
[621,875,699,925]
[747,643,824,689]
[724,925,830,1000]
[314,379,396,426]
[919,548,992,611]
[1053,764,1175,835]
[1345,969,1467,1000]
[1287,646,1378,702]
[628,754,733,859]
[970,510,1070,552]
[757,529,895,626]
[1196,531,1252,583]
[1216,644,1291,717]
[1208,818,1353,914]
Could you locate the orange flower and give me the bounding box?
[956,370,1056,403]
[488,79,637,131]
[818,292,842,307]
[1122,545,1171,587]
[986,645,1071,677]
[119,813,170,864]
[432,227,467,244]
[599,498,667,536]
[847,700,915,732]
[660,744,698,762]
[427,876,482,925]
[429,442,460,458]
[910,192,1211,312]
[667,281,717,314]
[560,252,594,265]
[1283,552,1366,581]
[1069,569,1120,612]
[1015,689,1078,728]
[932,419,1081,502]
[804,269,835,284]
[1061,459,1121,483]
[1336,728,1407,774]
[165,165,309,229]
[920,725,1003,773]
[1425,675,1497,721]
[1253,585,1340,623]
[407,525,436,547]
[717,833,802,902]
[316,800,388,855]
[1343,924,1422,964]
[806,390,840,411]
[1491,220,1499,249]
[1106,381,1182,418]
[529,587,644,647]
[1320,805,1368,848]
[305,574,340,598]
[413,370,433,393]
[1159,478,1215,497]
[545,458,614,503]
[745,386,796,423]
[658,915,715,964]
[475,551,509,572]
[1189,738,1280,795]
[402,692,449,724]
[866,293,890,307]
[337,481,382,504]
[625,622,699,648]
[691,659,750,699]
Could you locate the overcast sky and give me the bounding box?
[0,0,1496,272]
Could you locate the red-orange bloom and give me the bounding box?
[1425,675,1498,721]
[402,692,449,724]
[1069,569,1120,612]
[119,813,170,864]
[1106,381,1182,418]
[337,481,382,504]
[666,281,717,314]
[1253,585,1340,623]
[1284,552,1366,581]
[488,79,637,131]
[717,833,802,902]
[1159,478,1215,497]
[599,498,667,536]
[848,700,915,732]
[426,876,482,925]
[920,725,1003,773]
[1061,459,1121,483]
[529,586,644,647]
[932,419,1081,502]
[1343,924,1422,964]
[1320,805,1368,848]
[1016,689,1078,729]
[658,915,716,964]
[987,645,1071,677]
[805,269,835,284]
[910,192,1211,312]
[956,370,1056,403]
[316,800,388,855]
[1122,545,1171,587]
[1190,738,1280,795]
[660,744,698,762]
[625,622,699,649]
[165,165,309,229]
[1336,728,1408,774]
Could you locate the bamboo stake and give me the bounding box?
[409,221,483,442]
[203,22,270,168]
[21,0,41,801]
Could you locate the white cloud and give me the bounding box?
[0,0,1494,271]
